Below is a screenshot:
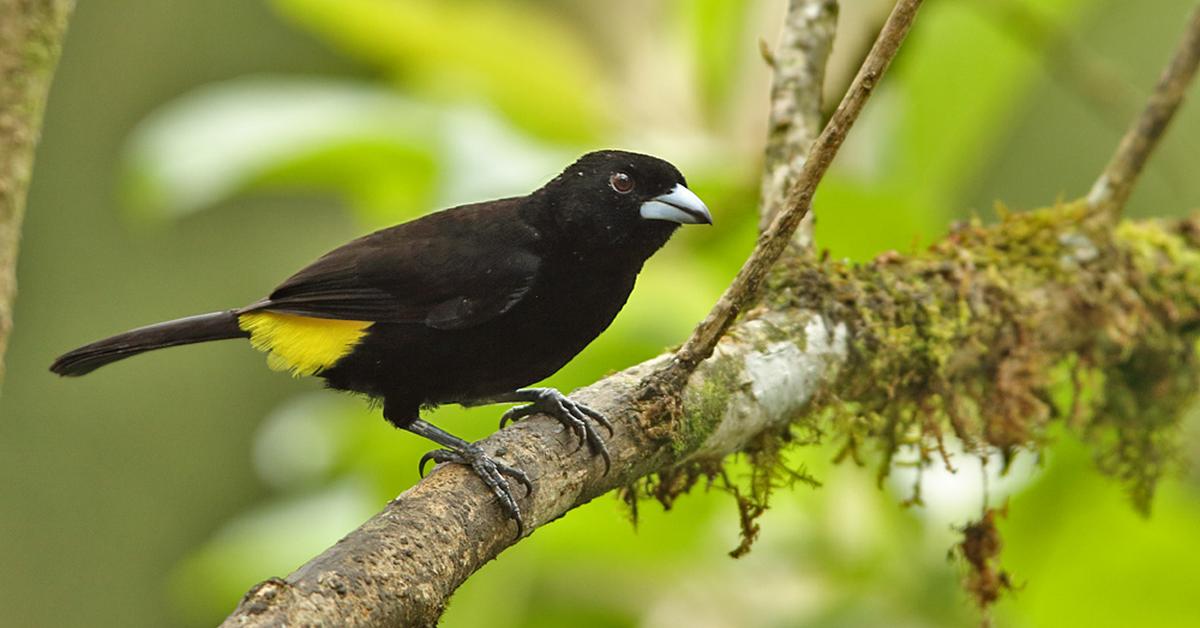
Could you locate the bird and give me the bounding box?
[50,149,712,535]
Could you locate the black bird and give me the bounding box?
[50,149,711,533]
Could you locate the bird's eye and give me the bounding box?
[609,172,635,194]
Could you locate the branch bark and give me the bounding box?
[759,0,838,245]
[222,315,848,627]
[1087,3,1200,218]
[0,0,74,389]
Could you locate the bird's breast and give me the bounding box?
[508,260,639,352]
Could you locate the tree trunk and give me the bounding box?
[0,0,74,389]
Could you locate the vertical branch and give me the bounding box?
[759,0,838,247]
[0,0,74,389]
[1086,4,1200,218]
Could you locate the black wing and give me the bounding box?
[242,200,542,330]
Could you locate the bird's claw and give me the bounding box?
[498,389,612,475]
[417,445,533,538]
[498,404,534,429]
[418,449,449,477]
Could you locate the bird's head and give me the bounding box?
[536,150,711,255]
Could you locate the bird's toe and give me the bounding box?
[418,448,461,477]
[419,444,530,538]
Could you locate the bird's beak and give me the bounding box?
[640,184,713,225]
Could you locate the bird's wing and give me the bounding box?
[244,207,542,330]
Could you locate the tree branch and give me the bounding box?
[221,1,926,625]
[759,0,838,245]
[223,202,1200,626]
[220,0,1200,623]
[0,0,74,389]
[222,315,848,627]
[1087,3,1200,218]
[219,0,1200,624]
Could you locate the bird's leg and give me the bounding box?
[405,418,533,538]
[461,388,612,474]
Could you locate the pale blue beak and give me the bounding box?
[639,184,712,225]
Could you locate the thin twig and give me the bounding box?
[666,0,924,382]
[1087,4,1200,217]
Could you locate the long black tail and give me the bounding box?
[50,310,249,376]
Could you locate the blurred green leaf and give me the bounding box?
[890,0,1077,210]
[271,0,611,142]
[252,393,355,490]
[124,78,441,222]
[998,433,1200,627]
[678,0,753,122]
[818,0,1087,260]
[813,176,935,261]
[123,78,573,227]
[169,479,377,626]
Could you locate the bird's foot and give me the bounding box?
[498,388,613,474]
[419,445,533,538]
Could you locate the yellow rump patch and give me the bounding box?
[238,311,372,377]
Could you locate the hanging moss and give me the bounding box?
[954,506,1015,611]
[762,201,1200,515]
[633,200,1200,557]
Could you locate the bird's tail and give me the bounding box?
[50,310,249,376]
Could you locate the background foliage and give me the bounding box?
[2,1,1199,626]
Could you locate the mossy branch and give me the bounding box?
[224,203,1200,627]
[221,0,1200,624]
[777,202,1200,512]
[0,0,74,389]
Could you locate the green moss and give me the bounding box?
[674,351,744,456]
[634,201,1200,553]
[765,202,1200,512]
